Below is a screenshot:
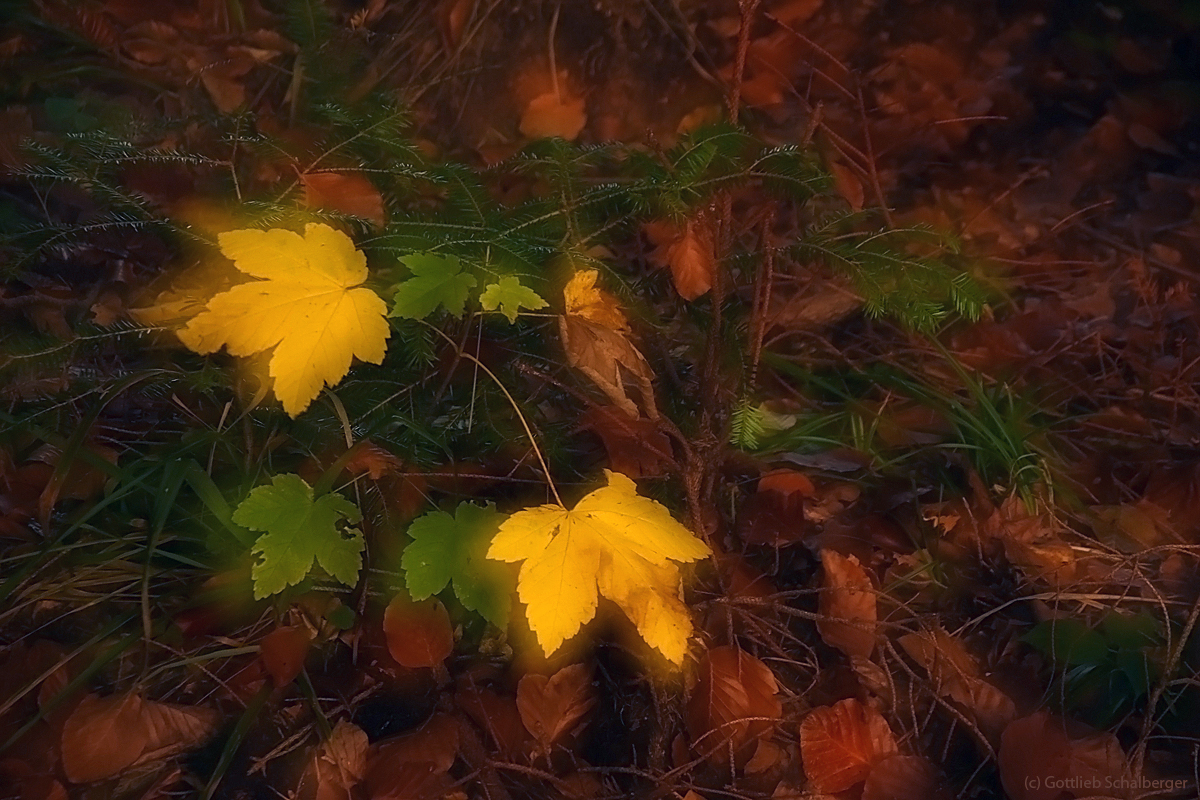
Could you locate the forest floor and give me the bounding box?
[2,1,1200,799]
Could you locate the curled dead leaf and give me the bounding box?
[816,550,877,659]
[559,271,657,419]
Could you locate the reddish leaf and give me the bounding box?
[302,172,386,228]
[578,406,674,478]
[799,698,897,793]
[383,596,454,669]
[344,441,404,480]
[999,711,1126,800]
[516,664,596,749]
[456,683,527,757]
[862,754,948,800]
[757,469,816,500]
[687,646,782,761]
[259,625,311,686]
[816,550,877,659]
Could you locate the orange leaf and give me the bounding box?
[862,754,947,800]
[665,218,716,301]
[520,88,587,141]
[259,625,311,686]
[816,550,877,659]
[516,664,597,749]
[301,172,386,228]
[383,596,454,669]
[758,469,816,499]
[799,698,897,793]
[687,646,782,761]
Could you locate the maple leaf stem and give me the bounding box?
[420,321,563,506]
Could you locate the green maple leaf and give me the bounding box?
[479,276,548,323]
[233,474,365,599]
[401,502,515,627]
[390,253,477,319]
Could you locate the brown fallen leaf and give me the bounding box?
[688,646,782,762]
[559,270,657,419]
[816,550,877,659]
[301,172,386,228]
[799,698,897,793]
[999,711,1127,800]
[645,216,716,301]
[365,713,461,800]
[898,627,1015,741]
[61,693,218,783]
[298,720,368,800]
[578,406,674,478]
[516,663,596,750]
[383,596,454,669]
[862,754,949,800]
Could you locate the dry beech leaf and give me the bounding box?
[687,646,783,761]
[383,596,454,669]
[61,693,218,783]
[645,217,715,301]
[828,159,865,212]
[862,754,947,800]
[516,663,597,749]
[999,711,1127,800]
[456,683,527,757]
[300,720,368,800]
[898,628,1015,740]
[259,625,311,686]
[559,270,657,419]
[301,172,386,228]
[816,550,877,659]
[365,713,460,800]
[799,698,897,793]
[578,406,674,478]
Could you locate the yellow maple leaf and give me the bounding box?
[177,223,389,417]
[487,470,710,664]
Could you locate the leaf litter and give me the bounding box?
[3,0,1200,799]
